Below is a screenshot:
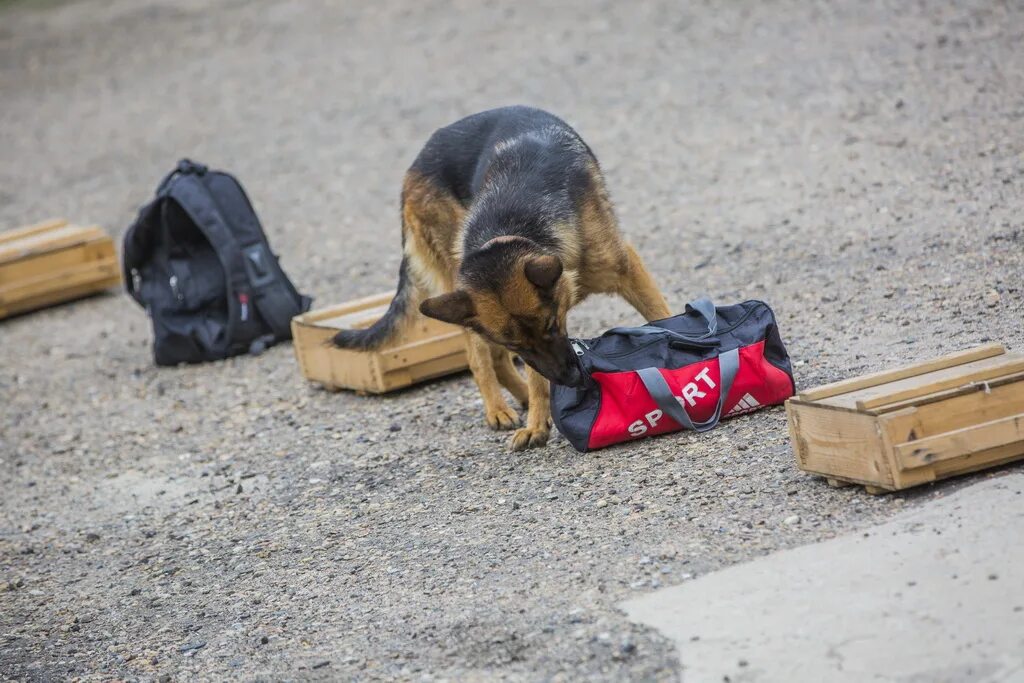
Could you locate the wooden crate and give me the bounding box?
[787,343,1024,493]
[0,218,121,319]
[291,292,470,394]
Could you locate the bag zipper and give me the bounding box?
[574,303,765,359]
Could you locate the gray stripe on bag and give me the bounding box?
[635,347,740,433]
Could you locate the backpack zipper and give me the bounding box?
[169,274,184,302]
[131,268,142,294]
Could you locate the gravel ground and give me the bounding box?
[1,0,1022,680]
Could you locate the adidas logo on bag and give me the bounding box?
[726,393,761,416]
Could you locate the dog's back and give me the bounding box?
[410,106,594,208]
[414,107,600,261]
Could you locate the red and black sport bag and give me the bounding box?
[550,299,796,452]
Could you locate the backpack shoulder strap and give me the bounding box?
[164,165,308,339]
[200,170,310,338]
[162,172,249,334]
[236,238,309,338]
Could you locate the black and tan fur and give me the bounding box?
[333,106,670,450]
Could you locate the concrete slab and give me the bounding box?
[622,474,1024,683]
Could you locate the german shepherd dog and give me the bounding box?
[333,106,671,450]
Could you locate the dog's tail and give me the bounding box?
[331,256,414,350]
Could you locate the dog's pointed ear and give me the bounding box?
[524,254,563,290]
[420,291,476,326]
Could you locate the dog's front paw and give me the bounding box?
[510,426,550,451]
[486,406,521,431]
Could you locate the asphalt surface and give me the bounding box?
[1,0,1023,680]
[624,474,1024,682]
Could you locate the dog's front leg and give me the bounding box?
[492,346,529,407]
[510,366,552,450]
[466,334,521,430]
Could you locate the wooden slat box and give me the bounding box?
[0,218,121,319]
[787,344,1024,493]
[291,292,469,394]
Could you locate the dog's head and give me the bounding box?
[420,239,582,386]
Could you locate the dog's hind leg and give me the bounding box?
[401,170,465,297]
[467,335,522,430]
[616,243,672,322]
[492,346,529,407]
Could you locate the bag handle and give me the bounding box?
[635,347,740,433]
[684,297,717,335]
[605,296,718,340]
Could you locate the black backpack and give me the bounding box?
[123,159,311,365]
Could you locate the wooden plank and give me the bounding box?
[291,294,393,393]
[894,413,1024,469]
[855,357,1024,410]
[0,239,115,286]
[291,317,380,392]
[879,375,1024,441]
[784,397,864,415]
[0,257,120,305]
[786,401,894,486]
[328,346,382,393]
[927,441,1024,480]
[785,400,807,464]
[0,221,119,318]
[0,273,121,318]
[293,292,394,325]
[798,344,1006,401]
[378,331,467,372]
[313,304,391,331]
[290,317,332,387]
[290,318,313,380]
[0,225,107,264]
[381,352,469,391]
[876,408,938,489]
[0,218,68,247]
[406,353,468,383]
[862,371,1024,416]
[878,408,925,455]
[818,354,1023,409]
